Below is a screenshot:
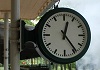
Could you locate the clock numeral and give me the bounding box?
[54,49,57,54]
[78,25,82,28]
[72,17,75,22]
[78,43,82,46]
[43,34,50,36]
[78,34,85,36]
[64,50,66,56]
[53,17,57,21]
[46,24,51,27]
[46,43,51,46]
[63,14,65,21]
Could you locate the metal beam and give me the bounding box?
[10,0,20,70]
[4,12,9,70]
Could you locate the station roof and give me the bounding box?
[0,0,59,64]
[0,0,58,20]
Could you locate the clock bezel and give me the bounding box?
[36,8,91,64]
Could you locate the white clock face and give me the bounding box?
[42,12,88,59]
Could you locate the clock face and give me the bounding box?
[37,8,91,64]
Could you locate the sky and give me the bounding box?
[59,0,100,69]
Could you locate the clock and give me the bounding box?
[36,8,91,64]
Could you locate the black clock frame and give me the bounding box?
[36,8,91,64]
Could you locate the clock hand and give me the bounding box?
[62,22,69,40]
[61,30,77,53]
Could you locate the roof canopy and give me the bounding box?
[0,0,59,64]
[0,0,58,20]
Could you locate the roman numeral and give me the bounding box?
[63,14,65,21]
[78,43,82,46]
[53,17,57,21]
[46,43,51,46]
[43,34,50,36]
[54,49,57,54]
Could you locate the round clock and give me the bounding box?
[36,8,91,64]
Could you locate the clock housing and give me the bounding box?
[36,8,91,64]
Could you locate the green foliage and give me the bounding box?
[0,19,4,22]
[24,20,34,26]
[35,16,41,21]
[71,62,76,68]
[0,63,3,67]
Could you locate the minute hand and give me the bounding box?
[61,30,77,53]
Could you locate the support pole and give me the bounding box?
[4,12,9,70]
[60,64,63,70]
[55,64,58,70]
[10,0,20,70]
[64,64,66,70]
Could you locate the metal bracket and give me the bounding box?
[54,0,60,9]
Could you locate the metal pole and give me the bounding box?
[60,64,63,70]
[55,64,58,70]
[64,64,66,70]
[4,12,9,70]
[10,0,20,70]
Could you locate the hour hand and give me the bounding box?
[62,22,69,40]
